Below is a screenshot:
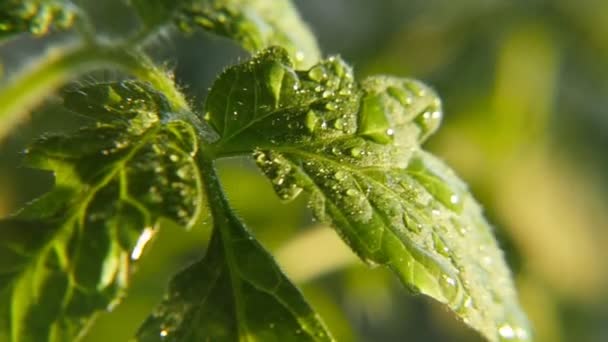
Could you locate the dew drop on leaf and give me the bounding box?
[432,233,450,257]
[308,65,327,82]
[347,146,361,158]
[265,62,285,104]
[358,93,394,144]
[305,110,318,133]
[439,273,461,304]
[406,157,464,213]
[414,106,442,141]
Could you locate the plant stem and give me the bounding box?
[0,42,188,141]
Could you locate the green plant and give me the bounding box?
[0,1,531,341]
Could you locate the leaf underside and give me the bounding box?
[0,0,76,40]
[0,81,207,341]
[202,47,532,342]
[136,208,332,341]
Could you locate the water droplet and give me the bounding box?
[335,171,347,181]
[358,94,393,144]
[326,102,338,111]
[433,233,450,257]
[308,65,327,82]
[350,147,362,157]
[160,329,168,338]
[406,158,464,212]
[415,108,442,142]
[333,118,344,129]
[169,154,179,162]
[295,51,305,62]
[339,88,352,96]
[305,110,318,133]
[266,62,285,104]
[403,212,421,233]
[346,189,358,197]
[498,324,516,339]
[439,274,459,302]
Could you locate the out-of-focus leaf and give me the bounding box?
[203,47,531,341]
[135,198,333,341]
[0,0,76,40]
[0,81,207,341]
[130,0,320,68]
[128,0,186,30]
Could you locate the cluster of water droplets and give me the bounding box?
[254,150,303,202]
[359,77,443,147]
[289,56,358,138]
[234,50,531,342]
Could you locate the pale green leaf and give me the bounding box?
[203,47,532,342]
[135,203,333,341]
[0,0,76,40]
[0,81,207,341]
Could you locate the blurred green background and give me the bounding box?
[1,0,607,341]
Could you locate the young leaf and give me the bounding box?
[203,47,532,341]
[130,0,320,68]
[135,201,333,341]
[0,0,76,40]
[0,81,207,341]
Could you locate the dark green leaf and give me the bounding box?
[0,81,207,341]
[135,198,332,341]
[130,0,320,68]
[204,48,532,342]
[0,0,76,40]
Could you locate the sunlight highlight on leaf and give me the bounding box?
[203,47,532,342]
[0,81,208,341]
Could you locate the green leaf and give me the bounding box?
[204,47,532,341]
[0,0,76,40]
[128,0,187,30]
[130,0,320,68]
[135,203,333,341]
[0,81,207,341]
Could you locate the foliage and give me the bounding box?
[0,1,531,341]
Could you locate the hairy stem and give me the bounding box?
[0,42,188,141]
